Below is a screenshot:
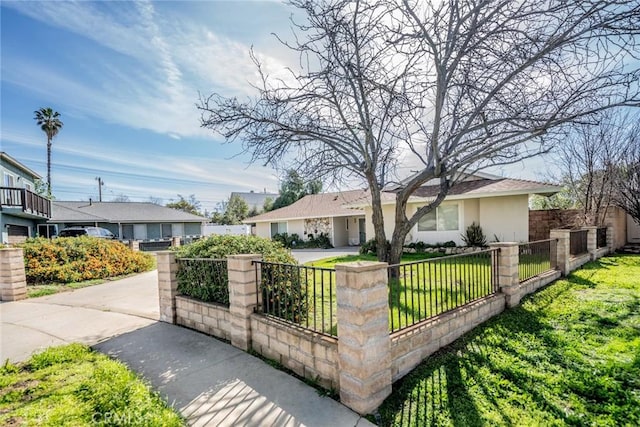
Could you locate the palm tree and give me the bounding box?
[34,108,63,196]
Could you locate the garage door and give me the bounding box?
[7,225,29,244]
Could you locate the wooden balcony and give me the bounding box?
[0,187,51,218]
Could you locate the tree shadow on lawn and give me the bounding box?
[378,272,640,426]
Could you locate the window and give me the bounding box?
[4,173,15,187]
[122,224,134,240]
[270,222,287,237]
[417,204,459,231]
[161,223,172,239]
[25,183,33,191]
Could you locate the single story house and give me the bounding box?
[49,201,206,241]
[0,152,51,244]
[244,190,368,246]
[349,173,561,246]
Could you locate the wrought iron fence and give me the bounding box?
[176,258,229,306]
[254,261,337,337]
[518,239,557,282]
[387,249,499,333]
[569,230,588,256]
[597,227,607,248]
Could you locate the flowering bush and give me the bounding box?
[19,237,154,284]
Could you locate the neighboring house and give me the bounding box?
[0,152,51,244]
[49,201,206,241]
[231,190,279,212]
[350,173,562,246]
[244,190,368,246]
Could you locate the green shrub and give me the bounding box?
[461,222,487,247]
[175,234,295,263]
[175,259,229,305]
[272,232,333,249]
[175,235,306,321]
[360,238,391,255]
[19,237,154,285]
[307,232,333,249]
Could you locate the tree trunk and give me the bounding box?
[47,137,52,196]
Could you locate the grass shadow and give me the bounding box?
[378,255,640,426]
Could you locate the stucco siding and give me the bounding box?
[464,199,479,229]
[288,219,305,238]
[479,195,529,242]
[255,222,271,239]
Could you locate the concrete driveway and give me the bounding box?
[291,246,360,264]
[0,270,374,427]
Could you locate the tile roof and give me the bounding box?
[245,190,367,223]
[50,201,206,223]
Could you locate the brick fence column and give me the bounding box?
[336,261,391,415]
[489,242,520,308]
[228,254,261,351]
[0,248,27,301]
[584,226,597,260]
[157,251,178,323]
[550,229,571,275]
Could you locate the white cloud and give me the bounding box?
[3,0,294,139]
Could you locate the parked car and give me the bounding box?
[58,227,116,239]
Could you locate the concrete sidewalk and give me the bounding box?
[0,272,374,426]
[95,322,373,427]
[291,246,360,264]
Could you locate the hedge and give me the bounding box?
[19,237,154,284]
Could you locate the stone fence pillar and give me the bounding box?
[128,240,140,251]
[171,236,181,248]
[336,261,391,415]
[157,251,179,323]
[0,248,27,301]
[550,229,571,275]
[228,254,261,351]
[584,226,597,260]
[488,242,520,307]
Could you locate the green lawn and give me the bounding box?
[376,255,640,426]
[266,251,502,335]
[0,344,183,426]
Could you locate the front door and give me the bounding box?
[358,218,366,244]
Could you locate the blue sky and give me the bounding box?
[1,0,548,214]
[1,0,300,213]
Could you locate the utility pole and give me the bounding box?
[95,177,104,202]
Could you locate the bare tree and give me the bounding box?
[551,113,633,226]
[199,0,640,264]
[614,120,640,227]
